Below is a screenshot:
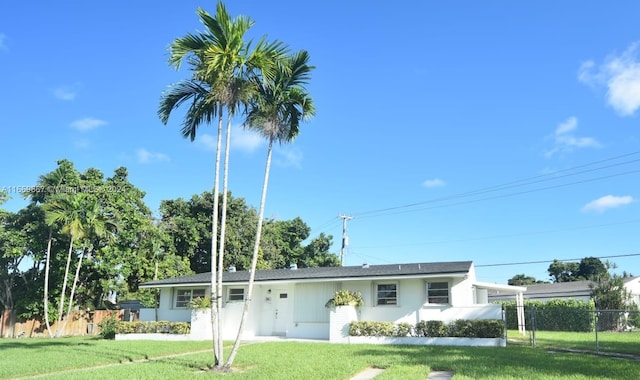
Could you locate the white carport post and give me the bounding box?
[516,291,526,335]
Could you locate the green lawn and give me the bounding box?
[507,329,640,356]
[1,337,638,379]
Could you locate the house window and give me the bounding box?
[427,282,450,304]
[174,288,206,308]
[376,283,397,305]
[228,288,245,302]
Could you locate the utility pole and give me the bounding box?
[339,214,352,266]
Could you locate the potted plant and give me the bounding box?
[325,290,364,308]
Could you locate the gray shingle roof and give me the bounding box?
[489,280,593,299]
[140,261,473,288]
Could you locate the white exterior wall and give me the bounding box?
[143,264,505,341]
[625,278,640,306]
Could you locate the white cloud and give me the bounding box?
[545,117,601,158]
[53,85,80,101]
[137,148,170,164]
[581,195,634,213]
[231,126,263,152]
[578,42,640,116]
[274,147,303,168]
[196,126,264,153]
[422,178,445,188]
[196,133,217,151]
[70,117,107,131]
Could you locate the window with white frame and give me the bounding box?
[427,281,450,304]
[376,283,397,305]
[227,287,245,302]
[174,288,206,308]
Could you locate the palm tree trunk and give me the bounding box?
[216,112,233,363]
[225,138,274,369]
[209,102,224,367]
[43,228,54,338]
[60,248,85,335]
[55,236,74,337]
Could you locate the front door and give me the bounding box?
[273,289,289,336]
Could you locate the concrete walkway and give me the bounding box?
[349,367,454,379]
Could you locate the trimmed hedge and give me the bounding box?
[115,321,190,335]
[350,319,504,338]
[498,298,595,332]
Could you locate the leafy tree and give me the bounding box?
[578,257,607,281]
[228,50,315,368]
[590,262,633,330]
[548,257,608,283]
[159,2,285,367]
[548,260,580,283]
[508,274,543,286]
[301,233,340,268]
[27,159,81,336]
[43,192,115,336]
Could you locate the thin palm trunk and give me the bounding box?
[55,235,75,337]
[216,113,232,363]
[209,102,224,367]
[226,138,274,368]
[60,248,85,334]
[43,228,54,338]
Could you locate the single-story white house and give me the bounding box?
[139,261,526,341]
[489,277,640,305]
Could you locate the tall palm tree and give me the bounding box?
[226,50,315,368]
[32,161,79,338]
[158,1,286,367]
[44,193,89,337]
[59,196,115,335]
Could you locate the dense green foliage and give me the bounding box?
[325,290,364,307]
[114,321,190,335]
[501,299,595,331]
[350,319,504,338]
[1,337,639,380]
[547,257,607,283]
[0,159,339,333]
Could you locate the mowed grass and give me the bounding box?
[508,329,640,356]
[1,337,639,380]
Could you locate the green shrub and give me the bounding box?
[499,299,595,332]
[448,319,473,337]
[349,321,394,336]
[394,322,413,337]
[326,290,364,307]
[188,296,211,310]
[469,319,504,338]
[350,319,503,338]
[115,321,191,335]
[415,320,447,337]
[98,313,118,339]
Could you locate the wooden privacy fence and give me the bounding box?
[0,309,139,338]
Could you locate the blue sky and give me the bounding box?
[1,1,639,284]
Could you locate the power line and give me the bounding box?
[355,168,640,220]
[352,219,640,249]
[352,151,640,219]
[475,253,640,268]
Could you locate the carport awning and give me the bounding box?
[473,281,527,335]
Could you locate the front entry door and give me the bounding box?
[273,289,288,336]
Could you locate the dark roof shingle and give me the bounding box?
[141,261,473,288]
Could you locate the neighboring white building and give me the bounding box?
[489,276,640,305]
[139,261,526,341]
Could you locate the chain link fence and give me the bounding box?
[506,306,640,356]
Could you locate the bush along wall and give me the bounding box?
[349,319,504,338]
[499,299,595,332]
[114,321,190,336]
